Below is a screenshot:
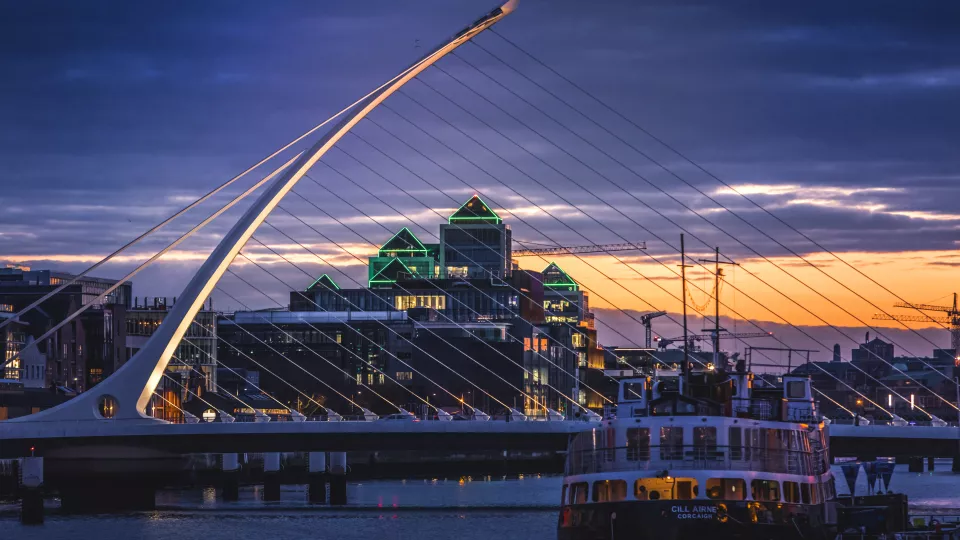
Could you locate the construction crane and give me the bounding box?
[659,331,772,351]
[640,311,667,348]
[873,293,960,355]
[512,242,646,257]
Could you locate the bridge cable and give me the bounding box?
[304,148,621,404]
[246,226,536,413]
[229,253,441,415]
[363,106,894,417]
[216,275,396,414]
[403,67,942,416]
[290,174,623,403]
[445,49,960,401]
[362,108,712,369]
[484,29,958,341]
[0,155,302,371]
[188,319,331,416]
[172,321,307,415]
[0,33,478,333]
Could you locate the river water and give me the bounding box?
[4,463,960,539]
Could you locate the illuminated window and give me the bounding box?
[571,333,586,348]
[395,295,447,310]
[367,373,374,385]
[706,478,745,501]
[445,266,469,278]
[202,409,217,422]
[593,480,627,502]
[396,371,413,381]
[523,338,532,351]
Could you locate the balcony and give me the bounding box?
[565,445,828,477]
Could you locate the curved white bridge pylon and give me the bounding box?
[11,0,518,426]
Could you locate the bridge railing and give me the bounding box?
[564,445,828,477]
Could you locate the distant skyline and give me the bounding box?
[1,1,956,360]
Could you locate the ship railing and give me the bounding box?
[565,445,825,476]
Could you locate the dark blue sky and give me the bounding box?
[1,1,957,355]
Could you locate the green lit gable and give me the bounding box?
[369,257,414,287]
[306,274,340,292]
[379,227,427,256]
[542,262,579,291]
[448,195,502,224]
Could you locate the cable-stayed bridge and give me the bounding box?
[2,0,959,520]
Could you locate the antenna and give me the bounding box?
[679,234,692,390]
[697,247,739,368]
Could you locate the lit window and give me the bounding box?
[593,480,627,502]
[396,371,413,381]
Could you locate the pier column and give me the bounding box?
[263,452,281,502]
[927,456,936,472]
[908,457,924,473]
[329,452,347,505]
[221,453,240,502]
[19,457,43,525]
[308,452,327,504]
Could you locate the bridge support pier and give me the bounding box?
[908,457,924,473]
[19,457,43,525]
[263,452,281,502]
[953,455,960,473]
[308,452,327,504]
[329,452,347,506]
[221,453,240,502]
[928,456,936,472]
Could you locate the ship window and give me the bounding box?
[693,426,717,457]
[622,381,645,401]
[561,484,568,505]
[751,479,780,502]
[787,381,806,399]
[810,483,820,505]
[569,482,589,504]
[706,478,745,501]
[593,480,627,503]
[675,479,698,500]
[659,427,683,460]
[729,426,742,460]
[635,477,691,501]
[783,481,801,503]
[800,483,810,504]
[626,427,650,461]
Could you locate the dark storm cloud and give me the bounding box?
[0,0,957,311]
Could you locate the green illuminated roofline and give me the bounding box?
[306,273,340,291]
[542,261,579,290]
[369,257,413,286]
[448,195,502,224]
[378,227,428,255]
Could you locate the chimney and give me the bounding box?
[833,344,841,362]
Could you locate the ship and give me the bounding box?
[557,361,837,540]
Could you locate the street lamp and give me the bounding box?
[855,398,864,426]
